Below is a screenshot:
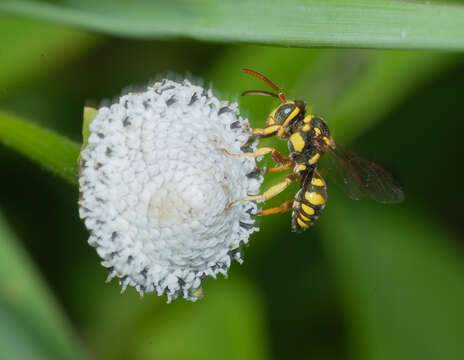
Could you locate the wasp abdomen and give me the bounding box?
[292,171,327,232]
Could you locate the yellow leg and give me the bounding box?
[257,200,294,216]
[224,147,290,164]
[266,162,294,173]
[244,124,282,136]
[227,173,298,209]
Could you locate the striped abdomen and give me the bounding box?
[292,170,327,232]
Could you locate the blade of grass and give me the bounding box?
[2,0,464,51]
[0,112,80,185]
[0,212,88,360]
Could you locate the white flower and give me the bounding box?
[78,78,263,302]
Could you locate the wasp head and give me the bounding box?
[268,100,306,135]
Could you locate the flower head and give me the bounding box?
[79,78,262,302]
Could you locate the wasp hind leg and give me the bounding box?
[257,200,294,216]
[226,173,298,210]
[266,162,295,173]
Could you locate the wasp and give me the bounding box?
[225,69,404,232]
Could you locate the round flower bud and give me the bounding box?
[78,78,263,302]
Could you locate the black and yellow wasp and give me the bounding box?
[226,69,404,232]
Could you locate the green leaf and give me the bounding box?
[0,112,80,185]
[0,212,88,360]
[319,194,464,359]
[2,0,464,50]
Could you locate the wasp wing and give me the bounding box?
[324,141,404,204]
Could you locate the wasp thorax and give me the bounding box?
[310,116,332,142]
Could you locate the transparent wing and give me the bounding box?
[323,141,404,204]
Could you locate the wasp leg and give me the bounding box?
[266,162,295,173]
[244,123,282,136]
[257,200,294,216]
[223,147,290,164]
[227,173,298,209]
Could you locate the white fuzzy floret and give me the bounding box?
[79,79,262,302]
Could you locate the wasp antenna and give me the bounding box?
[242,90,279,98]
[241,69,287,103]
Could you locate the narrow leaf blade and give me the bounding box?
[2,0,464,50]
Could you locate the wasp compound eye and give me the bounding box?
[274,103,296,125]
[78,79,263,302]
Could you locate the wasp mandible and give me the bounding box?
[225,69,404,232]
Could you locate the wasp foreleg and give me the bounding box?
[223,147,290,164]
[243,123,282,136]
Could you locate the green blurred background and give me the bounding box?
[1,6,464,360]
